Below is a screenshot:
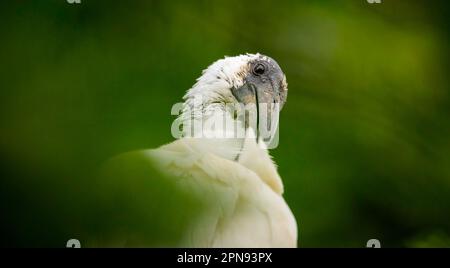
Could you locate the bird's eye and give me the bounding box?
[252,63,266,76]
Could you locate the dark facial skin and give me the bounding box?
[231,54,288,143]
[244,55,287,109]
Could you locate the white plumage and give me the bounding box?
[142,54,297,247]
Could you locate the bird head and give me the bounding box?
[181,53,288,148]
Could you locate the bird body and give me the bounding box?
[137,54,297,247]
[144,129,297,247]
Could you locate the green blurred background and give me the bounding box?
[1,0,450,247]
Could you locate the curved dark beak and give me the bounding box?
[231,82,282,148]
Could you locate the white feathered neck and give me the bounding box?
[178,54,262,137]
[170,54,284,194]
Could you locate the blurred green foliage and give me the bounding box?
[1,0,449,247]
